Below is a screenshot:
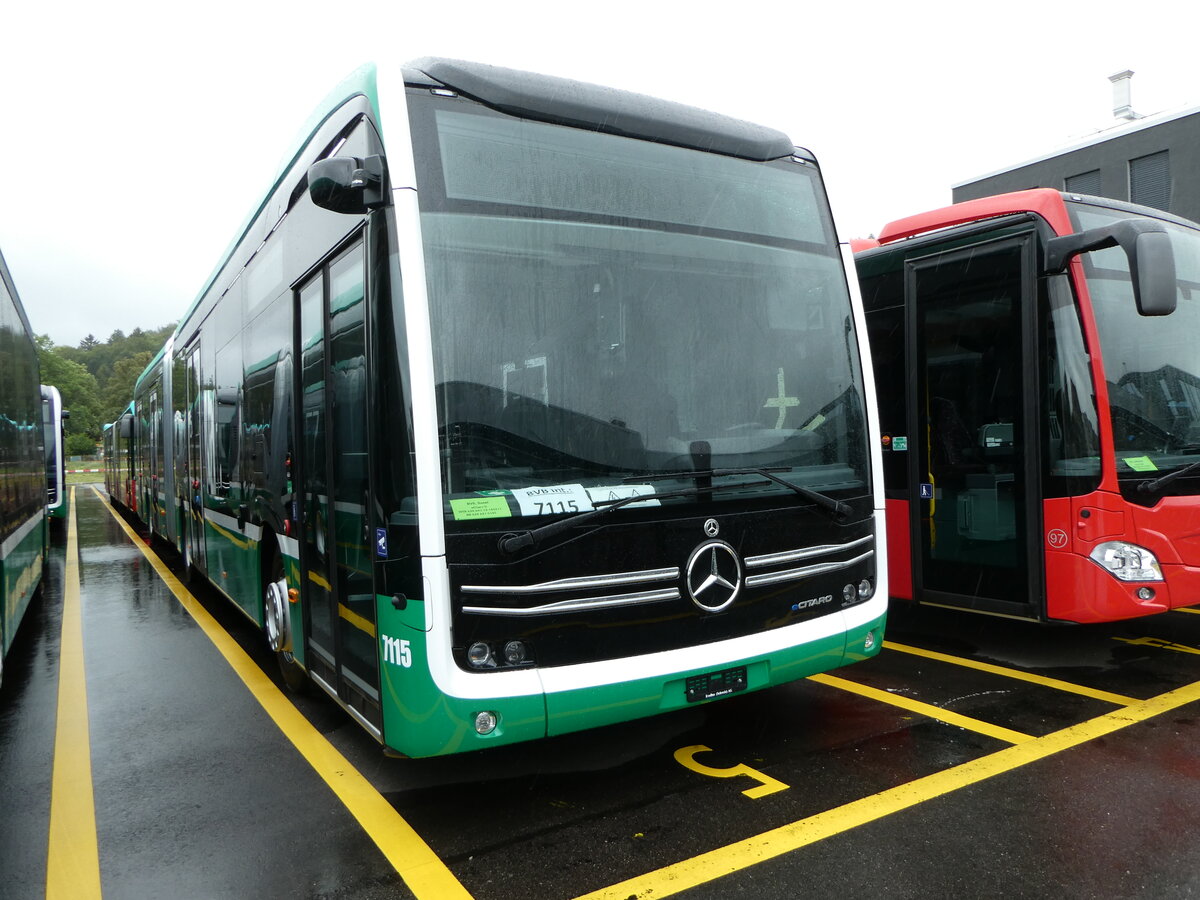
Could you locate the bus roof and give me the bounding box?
[874,189,1075,245]
[870,188,1200,251]
[404,58,796,162]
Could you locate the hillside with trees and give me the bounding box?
[37,324,175,456]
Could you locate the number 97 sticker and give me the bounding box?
[511,484,595,517]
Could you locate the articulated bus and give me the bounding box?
[855,188,1200,623]
[0,249,46,688]
[42,384,67,534]
[116,59,886,757]
[103,402,135,512]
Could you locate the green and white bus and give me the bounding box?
[119,59,887,757]
[0,249,46,689]
[42,384,68,535]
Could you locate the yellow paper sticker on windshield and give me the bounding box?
[1122,456,1159,472]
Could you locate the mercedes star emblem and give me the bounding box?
[685,540,742,612]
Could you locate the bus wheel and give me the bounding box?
[264,551,307,693]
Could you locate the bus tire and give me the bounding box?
[263,545,308,694]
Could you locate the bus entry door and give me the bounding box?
[905,235,1041,616]
[183,342,207,575]
[297,239,381,732]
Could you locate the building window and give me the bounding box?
[1129,151,1170,211]
[1065,169,1102,196]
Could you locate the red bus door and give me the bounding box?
[905,235,1043,618]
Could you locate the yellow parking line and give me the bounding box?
[884,640,1137,706]
[809,673,1034,745]
[1174,606,1200,616]
[47,489,102,899]
[94,488,471,900]
[1114,636,1200,656]
[575,676,1200,900]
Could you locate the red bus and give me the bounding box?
[856,188,1199,623]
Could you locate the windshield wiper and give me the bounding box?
[625,467,853,521]
[497,481,771,555]
[1138,459,1200,493]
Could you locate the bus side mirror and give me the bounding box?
[307,155,386,214]
[1044,218,1177,316]
[1129,230,1177,316]
[119,413,133,439]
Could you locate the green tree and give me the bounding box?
[65,322,174,387]
[66,432,98,457]
[37,343,102,443]
[101,351,154,425]
[36,324,175,443]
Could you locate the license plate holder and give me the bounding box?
[685,666,748,703]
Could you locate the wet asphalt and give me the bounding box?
[2,488,1199,899]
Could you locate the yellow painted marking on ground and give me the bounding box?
[47,489,102,899]
[884,640,1137,706]
[308,569,332,592]
[674,746,789,798]
[94,488,471,900]
[575,676,1200,900]
[1114,635,1200,656]
[1175,606,1200,616]
[809,673,1034,745]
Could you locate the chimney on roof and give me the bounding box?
[1109,70,1141,121]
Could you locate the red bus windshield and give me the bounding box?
[1070,201,1200,495]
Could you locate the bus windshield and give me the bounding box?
[1071,202,1200,486]
[412,97,870,521]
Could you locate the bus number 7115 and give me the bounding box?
[382,635,412,668]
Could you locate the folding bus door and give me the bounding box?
[905,235,1042,617]
[297,238,381,733]
[183,341,207,575]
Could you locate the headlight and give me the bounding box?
[1089,541,1163,582]
[503,640,527,665]
[467,642,494,668]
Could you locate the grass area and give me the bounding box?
[66,470,105,485]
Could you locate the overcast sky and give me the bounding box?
[2,0,1195,348]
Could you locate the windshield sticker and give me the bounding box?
[1122,456,1159,472]
[512,484,595,517]
[763,368,800,429]
[586,484,661,508]
[450,496,513,521]
[892,436,908,451]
